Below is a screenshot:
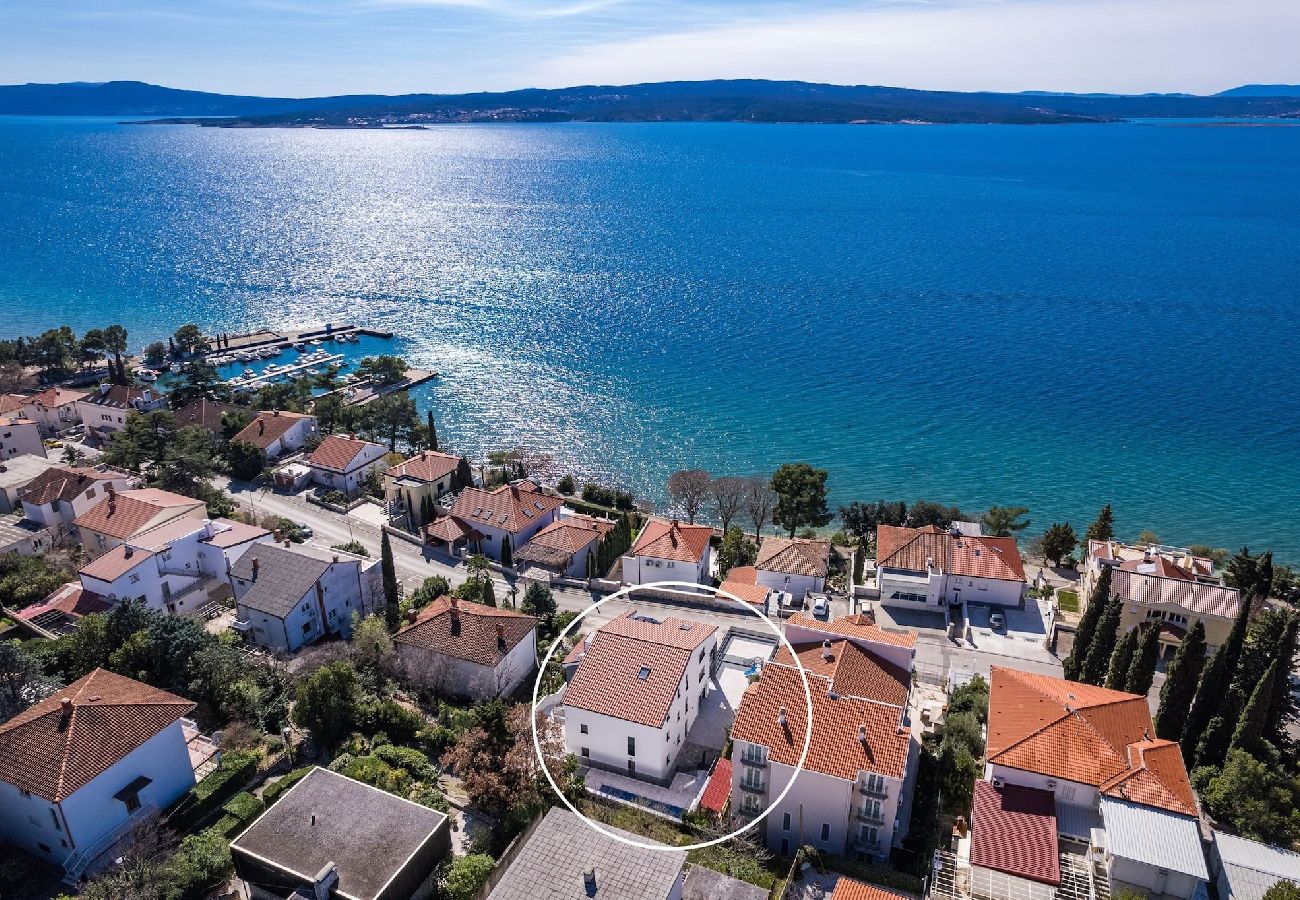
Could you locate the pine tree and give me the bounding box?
[1182,595,1253,763]
[426,410,438,451]
[1266,613,1300,748]
[1156,619,1206,740]
[1081,597,1124,685]
[381,530,399,631]
[1106,627,1140,690]
[1064,566,1112,680]
[500,535,512,567]
[1124,622,1161,696]
[1084,504,1115,544]
[1231,655,1283,757]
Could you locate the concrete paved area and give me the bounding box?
[686,668,747,751]
[964,600,1057,665]
[582,765,708,818]
[684,865,769,900]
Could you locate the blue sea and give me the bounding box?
[2,116,1298,560]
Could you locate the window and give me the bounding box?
[38,843,51,855]
[128,573,140,583]
[666,731,670,741]
[123,793,141,813]
[637,666,651,680]
[581,747,589,758]
[580,723,588,734]
[820,823,831,842]
[302,622,312,636]
[627,736,636,755]
[782,812,791,832]
[627,760,636,773]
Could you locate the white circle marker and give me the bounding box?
[530,579,814,852]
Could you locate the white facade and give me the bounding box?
[233,555,381,652]
[877,565,1024,610]
[0,721,195,870]
[984,762,1100,809]
[309,442,388,497]
[756,569,823,599]
[20,473,136,539]
[621,548,712,589]
[476,511,561,562]
[75,387,167,440]
[784,619,915,673]
[0,418,45,460]
[20,393,85,436]
[733,740,912,861]
[397,630,537,701]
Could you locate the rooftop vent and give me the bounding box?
[821,639,833,661]
[858,724,868,743]
[777,706,787,727]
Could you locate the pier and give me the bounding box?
[201,323,394,356]
[222,352,345,388]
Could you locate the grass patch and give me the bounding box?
[1057,590,1079,613]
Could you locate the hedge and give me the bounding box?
[223,791,265,824]
[168,751,258,831]
[263,766,313,805]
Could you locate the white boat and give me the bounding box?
[168,363,183,373]
[259,347,278,358]
[138,369,158,382]
[294,343,307,352]
[328,360,344,369]
[243,368,255,377]
[309,340,322,347]
[235,351,252,362]
[347,334,359,342]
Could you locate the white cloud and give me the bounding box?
[526,0,1300,94]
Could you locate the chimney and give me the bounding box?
[450,605,461,636]
[496,622,507,651]
[273,528,282,541]
[858,724,868,743]
[258,419,265,436]
[252,558,260,579]
[141,389,151,404]
[60,697,72,715]
[583,868,597,892]
[284,539,291,548]
[124,545,134,559]
[777,706,787,727]
[106,483,116,499]
[273,409,280,417]
[406,608,417,624]
[821,639,833,661]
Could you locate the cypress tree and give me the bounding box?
[1231,655,1283,757]
[426,410,438,451]
[455,455,473,490]
[1155,619,1207,741]
[1125,622,1162,697]
[500,535,512,567]
[1064,566,1112,680]
[585,550,595,579]
[1084,504,1115,544]
[1081,597,1124,685]
[1182,594,1253,763]
[1106,627,1140,690]
[1267,613,1300,748]
[1194,711,1236,771]
[381,530,399,631]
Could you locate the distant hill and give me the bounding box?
[3,78,1299,125]
[1217,84,1300,97]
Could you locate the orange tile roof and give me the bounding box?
[78,543,154,582]
[630,518,713,563]
[564,611,717,727]
[19,465,124,506]
[0,394,25,415]
[172,398,242,433]
[384,449,460,483]
[724,566,758,584]
[449,481,563,534]
[16,583,109,621]
[731,662,910,781]
[970,780,1061,886]
[771,640,910,709]
[831,878,913,900]
[0,668,195,802]
[756,536,831,578]
[73,488,202,540]
[699,757,732,814]
[987,667,1197,816]
[308,434,384,471]
[788,612,918,649]
[718,580,771,605]
[877,525,1026,582]
[424,515,483,544]
[28,387,88,408]
[394,596,537,666]
[515,515,613,566]
[80,384,150,409]
[232,410,313,451]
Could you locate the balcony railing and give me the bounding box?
[740,751,768,768]
[739,780,767,794]
[858,782,888,799]
[856,808,886,826]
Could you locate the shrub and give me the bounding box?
[331,540,369,557]
[357,698,426,745]
[161,827,234,899]
[338,754,412,796]
[374,743,436,779]
[222,791,265,825]
[321,489,348,506]
[263,767,312,804]
[439,854,496,900]
[169,750,258,831]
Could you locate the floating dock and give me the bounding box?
[223,353,345,389]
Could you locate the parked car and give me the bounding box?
[989,611,1006,631]
[811,595,831,620]
[296,522,314,540]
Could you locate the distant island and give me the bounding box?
[2,78,1299,126]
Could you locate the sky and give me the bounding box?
[1,0,1297,97]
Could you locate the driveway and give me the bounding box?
[685,666,748,751]
[965,600,1056,665]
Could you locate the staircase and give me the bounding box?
[62,804,157,884]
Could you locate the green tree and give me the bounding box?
[1105,627,1140,690]
[1084,504,1115,544]
[716,525,757,577]
[425,409,438,451]
[709,475,747,535]
[1198,749,1300,845]
[455,455,473,490]
[1081,597,1124,685]
[173,323,208,356]
[1231,655,1284,757]
[313,392,344,434]
[291,661,359,750]
[351,614,397,674]
[142,341,167,365]
[356,355,409,385]
[1182,594,1254,763]
[1155,619,1207,740]
[79,327,107,369]
[906,499,967,529]
[0,554,76,610]
[557,474,576,495]
[770,462,831,537]
[1262,883,1300,900]
[0,639,62,720]
[438,853,496,900]
[1136,528,1160,546]
[102,324,128,369]
[839,499,908,549]
[368,392,419,452]
[981,505,1031,537]
[456,554,495,606]
[227,440,264,482]
[522,581,556,626]
[1124,623,1161,696]
[409,575,451,608]
[666,469,712,524]
[1040,522,1078,567]
[381,530,400,630]
[500,534,514,567]
[1195,695,1242,771]
[1063,566,1113,681]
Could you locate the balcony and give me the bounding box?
[739,780,767,794]
[858,781,888,799]
[856,808,885,826]
[854,836,881,854]
[740,751,768,768]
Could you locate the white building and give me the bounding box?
[0,668,216,882]
[728,637,916,860]
[875,524,1027,610]
[383,449,462,528]
[621,518,714,589]
[77,517,272,617]
[19,387,89,436]
[73,486,207,557]
[230,410,318,462]
[306,434,389,497]
[1210,831,1300,900]
[0,416,46,460]
[985,666,1208,900]
[393,596,538,700]
[75,384,167,443]
[563,610,719,785]
[514,512,614,579]
[754,536,832,599]
[18,464,137,541]
[430,480,565,562]
[229,540,382,652]
[0,453,63,514]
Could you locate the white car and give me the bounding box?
[989,611,1007,630]
[811,595,831,620]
